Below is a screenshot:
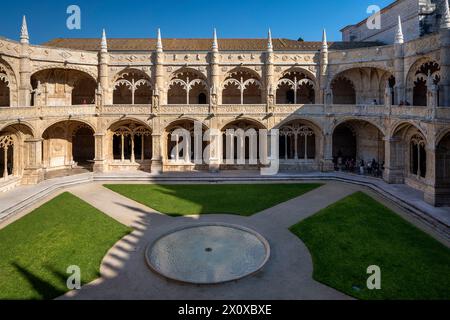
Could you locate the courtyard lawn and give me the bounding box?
[0,192,131,300]
[290,192,450,300]
[105,183,322,216]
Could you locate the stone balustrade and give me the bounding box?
[159,104,209,115]
[216,104,267,115]
[1,104,450,125]
[101,104,152,115]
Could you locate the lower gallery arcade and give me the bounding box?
[1,115,448,206]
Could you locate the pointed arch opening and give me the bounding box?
[332,119,385,176]
[31,68,97,106]
[0,68,10,107]
[167,68,208,105]
[276,70,316,104]
[113,69,152,105]
[222,68,262,105]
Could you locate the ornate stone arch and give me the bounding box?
[31,65,98,82]
[405,57,440,106]
[275,68,317,105]
[222,67,263,105]
[331,76,356,104]
[220,117,267,131]
[223,66,262,82]
[389,120,427,142]
[331,63,394,78]
[167,67,208,105]
[0,58,18,107]
[111,68,151,85]
[40,119,97,138]
[112,68,152,105]
[332,117,386,137]
[436,127,450,147]
[274,116,324,136]
[278,66,318,84]
[108,117,152,132]
[0,121,36,137]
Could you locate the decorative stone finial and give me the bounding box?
[156,28,163,52]
[20,15,29,44]
[267,28,273,52]
[101,29,108,53]
[441,0,450,29]
[395,16,404,44]
[322,29,328,51]
[212,28,218,52]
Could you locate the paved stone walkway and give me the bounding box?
[57,182,359,300]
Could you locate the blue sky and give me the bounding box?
[0,0,394,44]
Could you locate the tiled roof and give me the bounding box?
[42,38,383,52]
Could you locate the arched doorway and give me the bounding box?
[72,126,95,166]
[221,119,266,168]
[42,121,95,172]
[113,69,152,105]
[164,120,209,171]
[0,135,14,179]
[31,68,97,106]
[109,120,152,171]
[332,77,356,104]
[167,68,208,105]
[412,62,440,106]
[0,70,10,107]
[276,69,316,104]
[222,68,262,104]
[278,120,320,171]
[0,124,34,181]
[332,67,394,105]
[332,120,385,175]
[389,122,427,187]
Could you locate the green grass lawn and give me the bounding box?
[0,192,131,300]
[290,192,450,300]
[105,183,322,216]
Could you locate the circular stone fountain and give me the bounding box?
[145,224,270,284]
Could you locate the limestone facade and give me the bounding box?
[0,12,450,207]
[342,0,447,43]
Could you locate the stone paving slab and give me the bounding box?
[251,182,360,228]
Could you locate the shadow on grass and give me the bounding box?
[12,263,65,300]
[105,183,323,217]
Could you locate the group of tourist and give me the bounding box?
[333,156,384,178]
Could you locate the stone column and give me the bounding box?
[18,45,31,107]
[393,45,405,105]
[93,133,108,172]
[321,131,334,172]
[151,133,163,174]
[424,144,438,206]
[22,138,44,184]
[383,136,405,184]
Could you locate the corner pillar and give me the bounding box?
[22,138,44,184]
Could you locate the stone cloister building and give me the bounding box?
[0,3,450,207]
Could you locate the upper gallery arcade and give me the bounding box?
[1,0,450,207]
